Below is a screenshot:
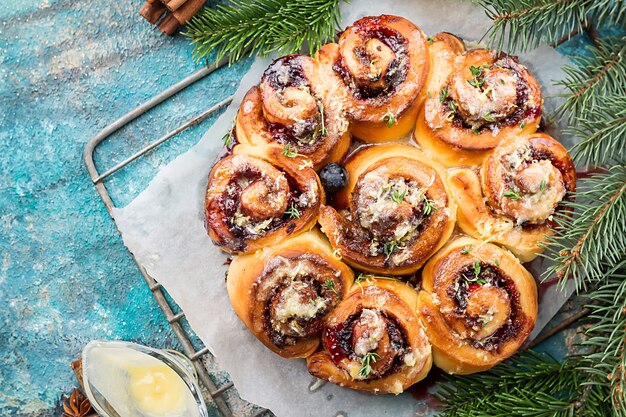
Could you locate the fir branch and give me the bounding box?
[579,261,626,415]
[568,94,626,166]
[186,0,344,63]
[557,37,626,122]
[541,166,626,291]
[436,351,583,416]
[474,0,625,52]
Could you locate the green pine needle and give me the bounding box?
[475,0,625,53]
[186,0,344,63]
[579,261,626,415]
[541,166,626,291]
[557,37,626,122]
[568,94,626,166]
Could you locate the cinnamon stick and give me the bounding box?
[158,0,205,36]
[71,358,85,390]
[161,0,189,12]
[139,0,167,24]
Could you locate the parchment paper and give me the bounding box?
[113,1,575,416]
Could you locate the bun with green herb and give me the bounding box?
[227,229,354,358]
[236,55,351,171]
[318,15,429,143]
[417,236,537,375]
[447,132,576,262]
[318,144,456,275]
[308,277,432,393]
[415,48,542,168]
[205,144,324,254]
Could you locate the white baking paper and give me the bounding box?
[113,1,575,416]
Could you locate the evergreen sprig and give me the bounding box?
[541,166,626,291]
[436,351,586,416]
[568,94,626,166]
[579,261,626,415]
[474,0,625,52]
[186,0,343,63]
[557,37,626,122]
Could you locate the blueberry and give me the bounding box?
[319,163,348,193]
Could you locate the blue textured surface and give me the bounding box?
[0,1,607,415]
[0,0,249,415]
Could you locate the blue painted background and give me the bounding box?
[0,1,607,415]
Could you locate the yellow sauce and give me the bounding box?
[128,363,186,415]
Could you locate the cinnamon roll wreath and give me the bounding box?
[200,13,565,396]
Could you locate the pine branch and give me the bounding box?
[541,166,626,291]
[568,94,626,166]
[474,0,626,52]
[579,261,626,416]
[557,37,626,122]
[185,0,343,63]
[436,351,584,416]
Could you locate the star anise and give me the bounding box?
[63,388,93,417]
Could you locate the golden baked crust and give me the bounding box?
[308,278,432,393]
[418,236,538,374]
[227,229,354,358]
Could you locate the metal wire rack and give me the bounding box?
[83,53,589,417]
[83,56,271,417]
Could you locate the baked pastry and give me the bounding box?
[318,144,456,275]
[308,278,432,393]
[205,144,324,254]
[415,48,542,167]
[227,229,354,358]
[418,236,538,375]
[317,15,429,142]
[236,55,351,170]
[448,133,576,262]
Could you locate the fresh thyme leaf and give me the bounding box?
[461,245,472,255]
[358,352,381,378]
[483,113,496,122]
[423,197,437,216]
[447,100,457,113]
[439,86,448,103]
[382,111,396,128]
[540,179,547,192]
[503,189,521,200]
[494,258,500,266]
[473,260,481,280]
[222,129,234,147]
[427,36,434,44]
[477,278,487,285]
[319,102,327,137]
[391,188,406,204]
[500,78,505,85]
[285,204,301,219]
[383,241,398,257]
[520,121,526,129]
[282,144,299,158]
[469,65,483,77]
[322,279,341,299]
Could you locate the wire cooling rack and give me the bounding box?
[83,56,272,417]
